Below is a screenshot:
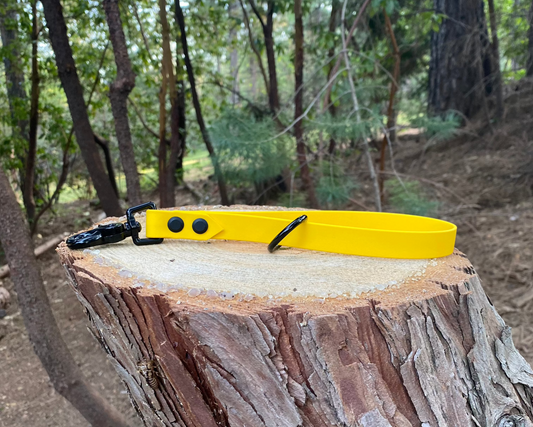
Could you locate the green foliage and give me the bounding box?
[412,112,461,147]
[385,179,439,217]
[316,162,357,208]
[209,109,292,186]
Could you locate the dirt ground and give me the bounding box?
[1,88,533,426]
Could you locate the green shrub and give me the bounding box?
[385,179,439,217]
[316,162,358,208]
[209,109,292,187]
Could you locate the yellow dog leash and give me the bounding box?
[67,202,457,259]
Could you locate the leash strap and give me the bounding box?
[145,210,456,259]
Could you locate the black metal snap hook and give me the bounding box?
[66,202,163,249]
[126,202,164,246]
[268,215,307,253]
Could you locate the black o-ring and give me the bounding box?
[268,215,307,253]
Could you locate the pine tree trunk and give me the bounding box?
[103,0,142,206]
[41,0,122,216]
[428,0,494,119]
[59,206,533,427]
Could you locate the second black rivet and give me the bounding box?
[192,218,208,234]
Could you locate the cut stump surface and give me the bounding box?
[57,206,533,427]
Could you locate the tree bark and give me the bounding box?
[175,1,229,205]
[174,43,187,184]
[428,0,493,119]
[0,2,35,221]
[528,0,533,76]
[379,11,400,202]
[103,0,142,206]
[487,0,504,120]
[294,0,319,208]
[158,0,177,208]
[41,0,122,216]
[94,133,120,198]
[58,207,533,426]
[26,0,40,224]
[0,169,131,427]
[249,0,280,112]
[326,0,340,154]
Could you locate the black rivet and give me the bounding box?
[192,218,208,234]
[168,217,184,233]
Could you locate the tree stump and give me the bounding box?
[57,206,533,427]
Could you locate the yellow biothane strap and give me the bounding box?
[145,210,457,259]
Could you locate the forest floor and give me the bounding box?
[0,89,533,426]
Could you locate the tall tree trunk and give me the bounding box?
[0,168,131,427]
[249,0,279,112]
[527,0,533,76]
[428,0,493,119]
[487,0,504,120]
[326,0,340,155]
[26,0,39,224]
[294,0,318,208]
[103,0,142,206]
[379,11,400,202]
[173,41,187,184]
[175,1,229,205]
[41,0,122,216]
[158,0,178,207]
[0,2,35,221]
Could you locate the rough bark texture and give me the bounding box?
[428,0,493,119]
[175,1,229,205]
[103,0,142,206]
[58,209,533,427]
[0,169,131,427]
[294,0,319,209]
[41,0,122,216]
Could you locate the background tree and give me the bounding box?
[41,0,122,216]
[0,167,131,427]
[428,0,493,119]
[103,0,142,206]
